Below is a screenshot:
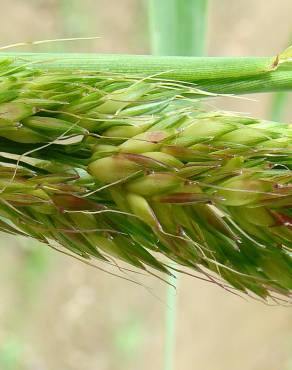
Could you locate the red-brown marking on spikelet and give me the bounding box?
[52,194,104,211]
[146,131,167,143]
[272,211,292,227]
[157,192,212,204]
[120,153,171,169]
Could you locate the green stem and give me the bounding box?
[164,272,178,370]
[1,52,291,94]
[148,1,209,370]
[149,0,209,56]
[58,0,93,52]
[269,91,290,121]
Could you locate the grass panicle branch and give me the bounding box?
[0,45,291,94]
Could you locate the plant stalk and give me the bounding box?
[1,52,291,94]
[149,0,209,56]
[269,91,290,121]
[148,2,209,370]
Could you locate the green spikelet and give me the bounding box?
[0,57,291,301]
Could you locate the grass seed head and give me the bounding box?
[0,57,291,301]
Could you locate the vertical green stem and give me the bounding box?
[149,1,209,369]
[58,0,93,51]
[163,273,178,370]
[269,91,289,121]
[149,0,209,56]
[59,0,86,36]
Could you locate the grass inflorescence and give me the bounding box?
[0,56,291,301]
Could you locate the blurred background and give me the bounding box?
[0,1,291,369]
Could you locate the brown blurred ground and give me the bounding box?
[0,1,291,370]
